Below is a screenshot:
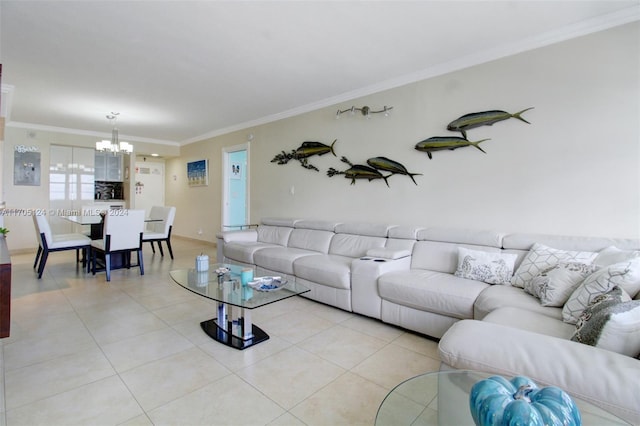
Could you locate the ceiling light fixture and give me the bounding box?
[96,112,133,154]
[336,105,393,120]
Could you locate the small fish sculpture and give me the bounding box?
[366,156,422,185]
[415,136,489,159]
[327,156,390,187]
[447,107,534,139]
[271,139,337,171]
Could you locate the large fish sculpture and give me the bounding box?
[366,157,421,185]
[327,156,390,187]
[447,107,534,139]
[271,139,337,171]
[415,136,489,159]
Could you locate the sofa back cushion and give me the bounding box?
[328,222,389,258]
[288,228,334,253]
[257,225,293,246]
[386,225,422,251]
[412,228,504,273]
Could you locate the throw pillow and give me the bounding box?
[562,258,640,324]
[510,243,597,289]
[525,262,600,307]
[593,246,640,267]
[572,287,640,357]
[454,247,517,285]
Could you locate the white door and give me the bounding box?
[134,161,165,218]
[222,143,249,230]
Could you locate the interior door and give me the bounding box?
[134,160,165,218]
[222,143,249,230]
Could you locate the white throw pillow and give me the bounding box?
[454,247,517,285]
[572,287,640,357]
[511,243,597,289]
[525,262,600,307]
[593,246,640,267]
[562,258,640,324]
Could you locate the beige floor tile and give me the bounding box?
[351,344,442,390]
[5,375,143,426]
[4,346,115,410]
[266,412,306,426]
[148,374,284,426]
[100,328,194,373]
[117,414,154,426]
[392,332,441,360]
[131,287,199,310]
[3,326,97,372]
[298,324,387,369]
[259,309,335,344]
[199,334,292,372]
[120,347,231,411]
[9,290,75,322]
[82,310,168,346]
[5,310,87,345]
[291,372,389,426]
[341,315,405,342]
[236,346,345,409]
[374,391,432,426]
[305,300,356,323]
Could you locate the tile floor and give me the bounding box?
[1,238,442,425]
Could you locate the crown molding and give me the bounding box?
[6,121,180,146]
[181,4,640,146]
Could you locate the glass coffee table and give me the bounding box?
[170,263,309,350]
[375,370,630,426]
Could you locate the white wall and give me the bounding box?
[167,22,640,241]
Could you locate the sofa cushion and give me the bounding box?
[524,262,600,307]
[563,258,640,324]
[483,307,575,339]
[510,243,597,289]
[474,285,562,320]
[411,241,502,274]
[417,228,503,248]
[223,241,280,264]
[287,228,334,253]
[257,225,293,246]
[454,247,517,285]
[253,247,317,275]
[328,233,386,258]
[571,287,640,357]
[334,222,390,238]
[293,254,353,290]
[594,246,640,267]
[378,270,488,320]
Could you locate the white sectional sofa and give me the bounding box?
[216,218,640,424]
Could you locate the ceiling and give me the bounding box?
[1,1,638,147]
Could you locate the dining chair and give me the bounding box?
[33,214,91,279]
[142,206,176,259]
[89,209,145,282]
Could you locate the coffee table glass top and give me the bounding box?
[169,263,309,309]
[375,370,630,426]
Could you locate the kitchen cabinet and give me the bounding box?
[95,152,123,182]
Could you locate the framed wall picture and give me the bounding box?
[14,147,41,186]
[187,159,208,187]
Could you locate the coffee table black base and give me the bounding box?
[200,318,269,350]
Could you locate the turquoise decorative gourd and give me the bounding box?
[469,375,581,426]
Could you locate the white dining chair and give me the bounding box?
[142,206,176,259]
[33,214,91,279]
[89,209,145,282]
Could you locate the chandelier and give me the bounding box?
[96,113,133,154]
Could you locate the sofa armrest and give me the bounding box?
[365,248,411,260]
[351,256,412,319]
[217,229,258,243]
[438,320,640,424]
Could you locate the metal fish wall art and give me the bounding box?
[327,156,390,187]
[366,156,422,185]
[271,139,337,171]
[415,136,489,160]
[447,107,534,139]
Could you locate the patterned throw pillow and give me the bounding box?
[454,247,518,285]
[510,243,597,289]
[562,258,640,324]
[572,287,640,357]
[524,262,600,307]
